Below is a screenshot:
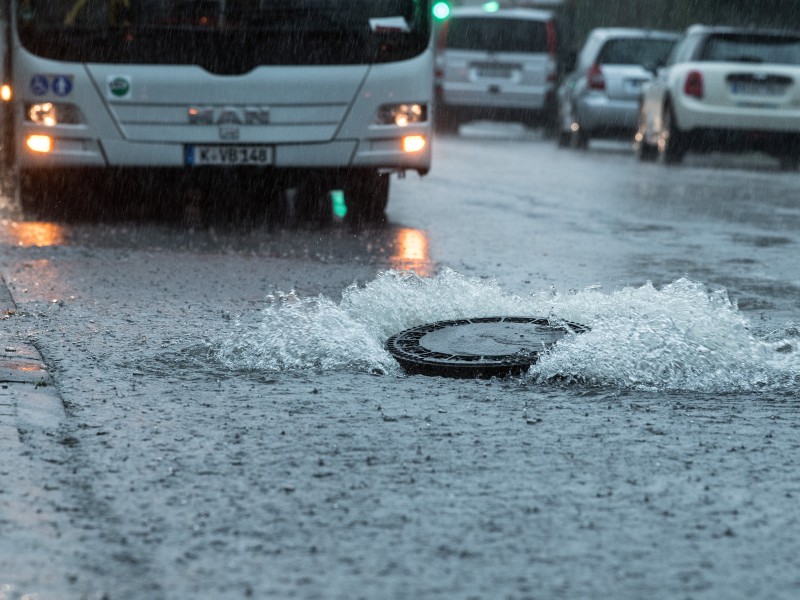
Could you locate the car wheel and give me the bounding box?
[574,127,589,150]
[637,137,659,162]
[557,130,571,148]
[343,169,389,228]
[541,108,559,139]
[635,105,658,162]
[659,105,686,165]
[542,123,559,139]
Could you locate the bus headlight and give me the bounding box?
[26,102,82,126]
[377,103,427,127]
[26,134,53,153]
[402,135,426,153]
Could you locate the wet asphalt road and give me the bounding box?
[0,124,799,599]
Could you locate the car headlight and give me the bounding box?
[26,102,83,126]
[377,103,427,127]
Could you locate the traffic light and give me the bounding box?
[432,1,450,20]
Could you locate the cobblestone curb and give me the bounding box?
[0,274,65,437]
[0,274,69,598]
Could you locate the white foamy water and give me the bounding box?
[213,269,799,392]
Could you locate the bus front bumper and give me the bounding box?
[17,135,432,173]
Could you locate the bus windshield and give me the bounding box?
[17,0,431,72]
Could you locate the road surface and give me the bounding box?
[0,124,798,599]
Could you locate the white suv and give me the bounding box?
[434,6,561,132]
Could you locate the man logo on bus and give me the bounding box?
[187,106,271,125]
[108,77,131,98]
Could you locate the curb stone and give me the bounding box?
[0,274,65,431]
[0,274,70,597]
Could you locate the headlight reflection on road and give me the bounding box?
[8,221,65,247]
[391,228,431,276]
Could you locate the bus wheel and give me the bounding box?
[344,170,389,228]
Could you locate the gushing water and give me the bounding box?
[213,269,799,392]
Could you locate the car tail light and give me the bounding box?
[436,21,449,51]
[587,64,605,91]
[544,19,558,81]
[546,62,557,83]
[546,20,558,57]
[684,70,704,99]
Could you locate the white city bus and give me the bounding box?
[0,0,434,223]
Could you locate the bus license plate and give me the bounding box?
[186,145,273,166]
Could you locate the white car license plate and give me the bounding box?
[730,82,785,96]
[477,66,512,78]
[185,145,273,166]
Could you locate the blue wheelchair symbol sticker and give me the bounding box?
[52,75,73,97]
[30,74,48,96]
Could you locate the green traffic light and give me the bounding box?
[432,1,450,20]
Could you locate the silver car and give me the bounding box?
[558,28,679,148]
[434,6,561,132]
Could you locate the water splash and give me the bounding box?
[212,269,799,392]
[530,278,799,392]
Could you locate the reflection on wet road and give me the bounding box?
[390,227,430,276]
[3,220,65,247]
[0,191,434,278]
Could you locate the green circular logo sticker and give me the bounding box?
[108,77,130,98]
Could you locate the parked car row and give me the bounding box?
[434,6,800,170]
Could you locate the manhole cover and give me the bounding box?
[386,316,588,378]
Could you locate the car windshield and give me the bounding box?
[16,0,430,70]
[598,37,676,68]
[445,17,549,54]
[700,33,800,65]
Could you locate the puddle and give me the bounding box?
[211,269,799,392]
